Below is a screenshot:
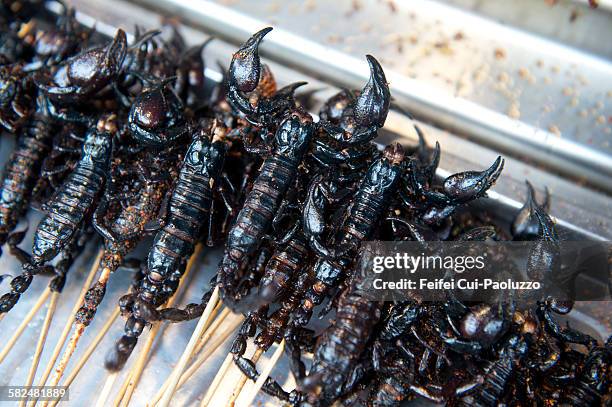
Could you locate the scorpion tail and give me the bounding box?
[105,316,146,371]
[230,27,273,93]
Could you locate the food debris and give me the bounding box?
[494,48,506,60]
[548,125,562,136]
[596,115,606,125]
[498,71,510,84]
[518,68,536,84]
[453,31,464,41]
[508,102,521,119]
[562,87,574,96]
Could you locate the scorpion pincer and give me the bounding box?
[106,123,228,371]
[34,28,127,120]
[1,114,116,314]
[228,27,306,128]
[219,110,314,308]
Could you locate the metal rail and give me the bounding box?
[133,0,612,193]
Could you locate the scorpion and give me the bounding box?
[1,114,116,314]
[105,122,230,371]
[0,94,52,257]
[218,109,314,308]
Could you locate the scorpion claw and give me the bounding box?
[229,27,272,93]
[354,54,390,128]
[511,180,541,239]
[443,156,504,203]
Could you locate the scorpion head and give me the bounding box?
[184,124,227,178]
[275,110,314,159]
[128,74,188,147]
[35,29,127,104]
[82,114,116,163]
[458,303,511,348]
[362,143,404,193]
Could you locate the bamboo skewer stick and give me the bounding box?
[19,292,60,407]
[228,347,264,407]
[28,249,102,407]
[157,286,220,407]
[149,312,243,406]
[192,306,228,357]
[199,352,234,407]
[240,340,286,407]
[0,286,51,364]
[45,306,121,407]
[95,372,118,407]
[47,263,112,389]
[115,244,204,407]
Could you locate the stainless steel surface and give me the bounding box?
[0,1,610,406]
[133,0,612,192]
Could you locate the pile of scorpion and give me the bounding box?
[0,1,609,406]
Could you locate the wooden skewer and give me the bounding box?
[115,244,204,407]
[0,286,51,364]
[28,248,102,407]
[149,312,243,406]
[19,292,60,407]
[228,347,264,407]
[95,372,118,407]
[199,352,234,407]
[157,286,220,407]
[47,263,113,389]
[240,339,286,407]
[192,306,228,357]
[45,306,120,407]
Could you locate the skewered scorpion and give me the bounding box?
[218,109,314,308]
[1,114,116,314]
[106,122,230,371]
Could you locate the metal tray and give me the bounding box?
[0,1,610,406]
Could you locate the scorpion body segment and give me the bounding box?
[0,123,110,307]
[219,111,314,307]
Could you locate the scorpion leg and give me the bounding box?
[92,198,118,243]
[1,230,53,313]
